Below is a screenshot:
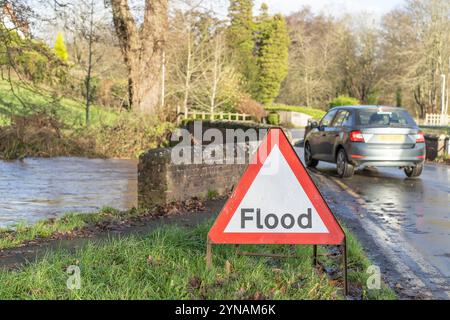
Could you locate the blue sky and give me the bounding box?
[252,0,406,17]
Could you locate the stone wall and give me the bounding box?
[139,122,293,209]
[138,147,247,208]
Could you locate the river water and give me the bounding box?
[0,157,137,228]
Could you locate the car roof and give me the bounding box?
[330,105,407,111]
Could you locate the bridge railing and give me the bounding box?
[178,109,253,123]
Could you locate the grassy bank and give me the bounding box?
[265,104,326,120]
[0,79,118,128]
[0,80,174,160]
[0,218,395,300]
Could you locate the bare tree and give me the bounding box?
[195,28,240,113]
[166,5,212,112]
[280,9,347,107]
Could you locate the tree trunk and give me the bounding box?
[111,0,168,114]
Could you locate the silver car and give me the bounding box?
[304,106,426,178]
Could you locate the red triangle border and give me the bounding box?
[208,128,345,245]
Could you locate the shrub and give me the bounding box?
[54,32,69,62]
[91,114,175,159]
[236,95,267,122]
[0,113,95,160]
[329,95,360,109]
[0,25,68,85]
[267,111,280,125]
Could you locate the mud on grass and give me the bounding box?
[0,220,394,300]
[0,198,206,251]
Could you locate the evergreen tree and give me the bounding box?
[54,32,69,62]
[254,12,289,104]
[227,0,257,90]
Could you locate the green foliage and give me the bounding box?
[227,0,257,89]
[267,111,280,125]
[329,96,360,109]
[0,78,118,128]
[54,32,69,62]
[254,13,289,104]
[206,190,219,200]
[0,25,68,85]
[226,2,289,104]
[265,104,326,119]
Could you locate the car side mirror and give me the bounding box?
[310,121,319,129]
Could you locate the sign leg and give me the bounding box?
[313,245,318,267]
[343,237,348,297]
[206,237,212,268]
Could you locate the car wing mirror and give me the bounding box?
[310,121,319,129]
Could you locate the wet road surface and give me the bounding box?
[0,157,137,227]
[295,146,450,299]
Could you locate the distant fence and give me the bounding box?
[423,114,450,126]
[178,108,253,123]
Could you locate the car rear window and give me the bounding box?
[356,109,416,127]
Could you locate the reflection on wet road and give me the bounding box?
[0,158,137,227]
[296,146,450,298]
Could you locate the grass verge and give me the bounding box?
[0,207,126,250]
[0,215,395,299]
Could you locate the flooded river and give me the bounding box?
[0,157,137,228]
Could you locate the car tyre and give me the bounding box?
[404,164,423,178]
[305,143,319,168]
[336,149,354,178]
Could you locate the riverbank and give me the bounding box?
[0,197,395,300]
[0,112,174,160]
[0,79,174,160]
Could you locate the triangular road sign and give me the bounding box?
[208,128,344,245]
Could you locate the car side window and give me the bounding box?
[342,111,353,127]
[331,110,349,127]
[320,109,338,127]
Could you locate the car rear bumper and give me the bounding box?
[346,142,426,167]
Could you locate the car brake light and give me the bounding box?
[349,130,365,142]
[416,132,425,143]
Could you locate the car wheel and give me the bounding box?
[404,164,423,178]
[305,143,318,168]
[336,149,354,178]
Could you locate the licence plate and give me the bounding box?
[376,135,406,143]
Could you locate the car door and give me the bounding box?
[313,109,339,160]
[322,110,350,162]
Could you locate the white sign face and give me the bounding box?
[224,145,329,234]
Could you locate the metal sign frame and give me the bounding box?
[206,128,348,296]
